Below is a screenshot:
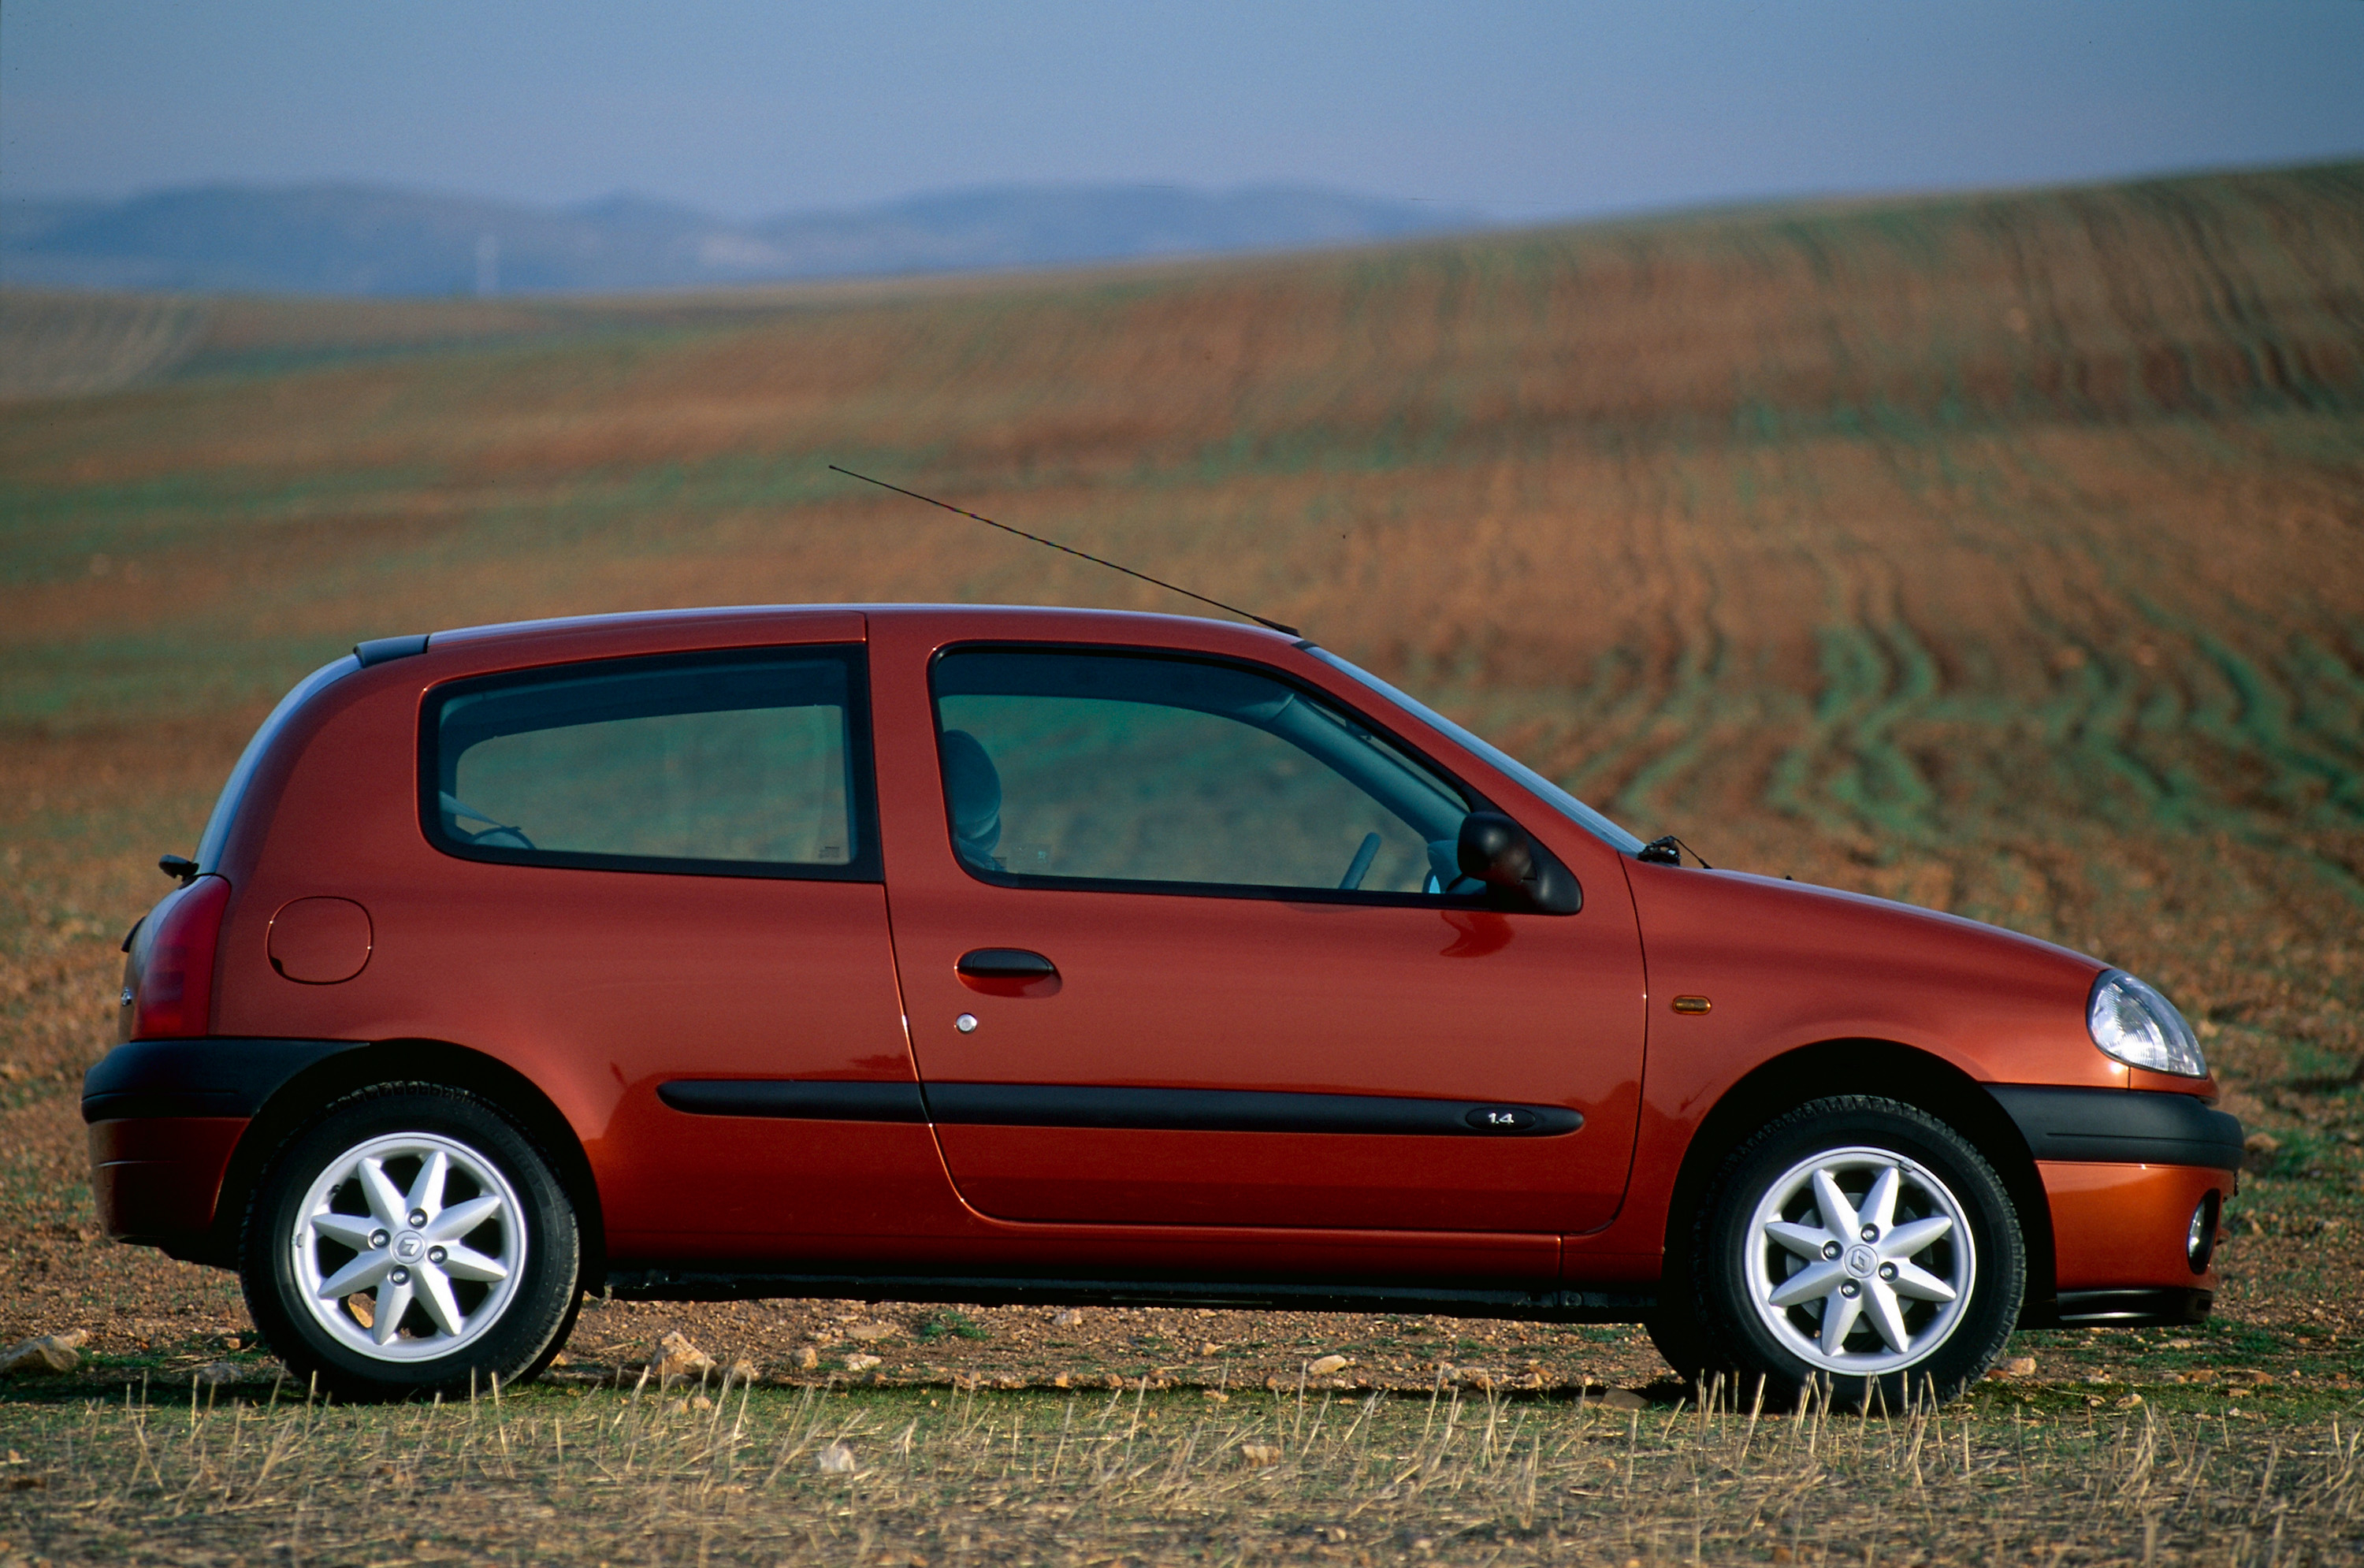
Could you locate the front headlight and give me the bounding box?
[2087,969,2207,1077]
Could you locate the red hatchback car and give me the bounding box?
[86,604,2240,1404]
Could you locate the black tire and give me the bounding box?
[1643,1257,1720,1388]
[1677,1095,2023,1410]
[240,1083,582,1399]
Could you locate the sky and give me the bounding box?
[4,1,2361,222]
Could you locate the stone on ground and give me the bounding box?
[1,1332,88,1377]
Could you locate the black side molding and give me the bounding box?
[355,634,430,667]
[1989,1084,2243,1169]
[657,1080,927,1122]
[657,1079,1582,1136]
[926,1083,1582,1137]
[83,1037,369,1122]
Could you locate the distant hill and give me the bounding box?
[0,197,110,252]
[0,182,1487,296]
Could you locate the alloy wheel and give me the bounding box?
[1741,1144,1976,1377]
[287,1131,527,1362]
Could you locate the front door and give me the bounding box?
[880,641,1647,1235]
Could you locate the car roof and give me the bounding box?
[422,602,1303,664]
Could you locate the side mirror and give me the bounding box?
[1457,812,1582,914]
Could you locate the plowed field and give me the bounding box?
[2,162,2359,1406]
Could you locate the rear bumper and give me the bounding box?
[82,1036,365,1121]
[82,1036,365,1258]
[87,1114,248,1254]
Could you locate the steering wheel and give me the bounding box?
[441,792,535,850]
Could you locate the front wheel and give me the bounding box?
[241,1083,582,1399]
[1684,1096,2024,1409]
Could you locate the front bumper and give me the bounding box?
[1988,1084,2243,1169]
[2051,1287,2214,1326]
[2038,1157,2231,1300]
[1989,1084,2239,1326]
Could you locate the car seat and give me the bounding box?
[939,730,1003,867]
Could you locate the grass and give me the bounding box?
[920,1311,992,1344]
[2,1372,2359,1565]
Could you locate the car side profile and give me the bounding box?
[85,604,2242,1406]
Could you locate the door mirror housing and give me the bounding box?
[1457,812,1582,914]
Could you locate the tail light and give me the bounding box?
[126,875,232,1040]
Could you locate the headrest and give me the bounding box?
[939,729,1002,860]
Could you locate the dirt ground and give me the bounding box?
[3,161,2362,1418]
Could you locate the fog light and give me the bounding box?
[2187,1191,2221,1273]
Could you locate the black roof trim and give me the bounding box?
[354,634,431,667]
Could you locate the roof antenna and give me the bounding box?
[828,464,1301,637]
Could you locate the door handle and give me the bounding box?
[957,948,1058,979]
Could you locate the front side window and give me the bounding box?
[931,648,1480,900]
[422,645,876,879]
[1301,645,1646,854]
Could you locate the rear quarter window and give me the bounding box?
[420,645,879,880]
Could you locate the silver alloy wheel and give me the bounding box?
[288,1131,526,1362]
[1742,1144,1976,1377]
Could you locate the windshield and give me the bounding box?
[1302,645,1648,855]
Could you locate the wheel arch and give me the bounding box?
[209,1039,606,1287]
[1660,1039,2056,1312]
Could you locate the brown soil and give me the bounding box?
[2,162,2360,1402]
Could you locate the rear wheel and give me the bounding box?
[241,1083,581,1399]
[1680,1096,2023,1409]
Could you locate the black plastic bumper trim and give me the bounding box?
[1990,1084,2242,1169]
[2048,1287,2213,1326]
[605,1268,1647,1320]
[656,1079,926,1121]
[82,1037,369,1123]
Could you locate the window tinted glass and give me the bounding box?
[425,648,874,879]
[932,649,1474,897]
[1302,646,1645,853]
